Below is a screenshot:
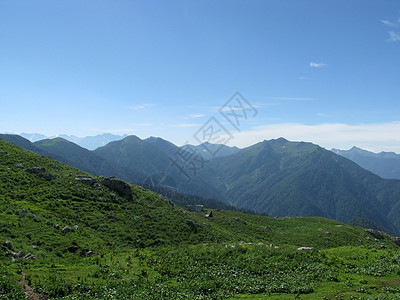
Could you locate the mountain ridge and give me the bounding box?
[2,134,400,234]
[332,146,400,179]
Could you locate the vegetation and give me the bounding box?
[1,139,400,299]
[5,134,400,236]
[182,138,400,235]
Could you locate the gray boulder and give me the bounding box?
[26,167,56,181]
[75,175,96,186]
[101,177,132,200]
[23,253,37,260]
[62,226,72,234]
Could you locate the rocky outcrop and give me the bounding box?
[26,167,56,181]
[365,229,384,239]
[75,175,97,186]
[101,177,132,200]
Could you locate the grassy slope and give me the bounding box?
[0,139,399,299]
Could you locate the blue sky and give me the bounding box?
[1,0,400,152]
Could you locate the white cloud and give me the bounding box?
[219,122,400,153]
[310,62,328,68]
[381,20,399,27]
[388,31,400,42]
[381,17,400,27]
[129,103,155,110]
[170,123,200,128]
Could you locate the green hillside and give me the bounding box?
[182,138,400,235]
[34,137,146,184]
[3,134,400,236]
[1,139,400,299]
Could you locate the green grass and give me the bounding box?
[1,139,400,299]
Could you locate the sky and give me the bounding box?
[1,0,400,152]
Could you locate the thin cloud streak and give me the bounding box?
[129,103,155,110]
[170,123,200,128]
[266,97,314,101]
[381,20,399,27]
[183,114,206,119]
[310,62,328,68]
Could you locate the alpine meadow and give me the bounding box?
[2,1,400,299]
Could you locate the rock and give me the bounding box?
[392,237,400,246]
[62,226,72,234]
[205,211,213,218]
[233,217,247,225]
[101,177,132,200]
[380,244,387,249]
[186,220,198,232]
[2,241,14,250]
[16,163,24,169]
[26,167,56,180]
[21,208,27,215]
[86,250,100,256]
[75,176,96,186]
[326,232,331,235]
[10,252,23,259]
[23,253,37,260]
[74,225,78,230]
[297,247,314,251]
[365,229,384,240]
[32,245,39,250]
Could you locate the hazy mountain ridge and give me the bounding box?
[332,146,400,179]
[19,132,127,150]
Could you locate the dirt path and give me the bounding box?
[18,272,42,300]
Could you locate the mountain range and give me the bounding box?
[20,132,127,150]
[332,146,400,180]
[3,138,399,299]
[1,133,400,235]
